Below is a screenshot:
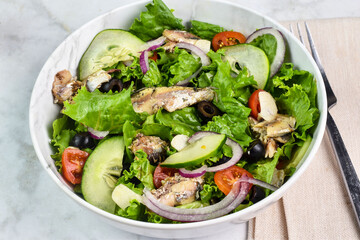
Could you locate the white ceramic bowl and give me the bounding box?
[29,0,327,238]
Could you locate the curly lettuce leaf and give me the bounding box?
[50,115,78,170]
[116,199,145,220]
[201,50,255,147]
[168,48,201,86]
[199,172,225,204]
[124,150,155,189]
[277,84,319,135]
[129,0,185,41]
[112,57,143,84]
[189,20,225,40]
[63,86,141,133]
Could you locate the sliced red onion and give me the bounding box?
[175,67,202,86]
[238,177,278,192]
[245,27,286,77]
[179,165,207,178]
[176,42,211,66]
[187,131,243,172]
[139,37,166,75]
[139,50,150,74]
[88,127,109,140]
[146,36,166,49]
[142,178,251,222]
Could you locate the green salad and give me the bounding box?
[50,0,319,223]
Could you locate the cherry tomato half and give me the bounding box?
[214,165,253,195]
[62,147,89,185]
[153,165,179,188]
[248,89,265,119]
[212,31,247,51]
[149,51,158,62]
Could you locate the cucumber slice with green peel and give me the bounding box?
[161,134,226,168]
[223,44,270,89]
[78,29,146,80]
[81,136,125,213]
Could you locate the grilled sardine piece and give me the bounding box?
[252,114,296,138]
[151,174,204,207]
[162,29,211,53]
[129,133,168,165]
[52,70,82,104]
[131,86,215,115]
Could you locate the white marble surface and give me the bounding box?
[1,0,360,239]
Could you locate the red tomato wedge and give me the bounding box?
[248,89,265,119]
[212,31,247,51]
[214,165,253,195]
[62,147,89,185]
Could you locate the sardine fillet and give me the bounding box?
[131,87,215,115]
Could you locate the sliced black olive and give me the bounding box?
[250,186,265,204]
[69,132,96,149]
[99,78,123,93]
[246,139,265,162]
[197,101,221,122]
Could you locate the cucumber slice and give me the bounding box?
[81,136,125,213]
[78,29,146,80]
[161,134,226,168]
[112,184,142,210]
[223,44,270,89]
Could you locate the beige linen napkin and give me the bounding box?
[248,18,360,240]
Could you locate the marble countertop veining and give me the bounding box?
[1,0,360,239]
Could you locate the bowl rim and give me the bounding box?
[29,0,327,230]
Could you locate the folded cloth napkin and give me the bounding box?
[248,18,360,240]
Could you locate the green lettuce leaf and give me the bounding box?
[168,48,201,86]
[201,50,255,147]
[50,115,78,170]
[248,34,277,64]
[141,123,172,141]
[116,199,145,220]
[112,57,143,84]
[129,0,185,41]
[142,60,164,87]
[155,107,202,136]
[199,172,225,204]
[246,149,282,184]
[189,20,225,40]
[119,150,155,189]
[277,84,319,135]
[63,86,142,133]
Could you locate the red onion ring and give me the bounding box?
[146,36,166,49]
[179,165,207,178]
[245,27,285,77]
[238,177,278,192]
[139,37,166,74]
[176,42,211,66]
[142,177,251,222]
[186,131,243,172]
[88,127,109,139]
[139,50,150,74]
